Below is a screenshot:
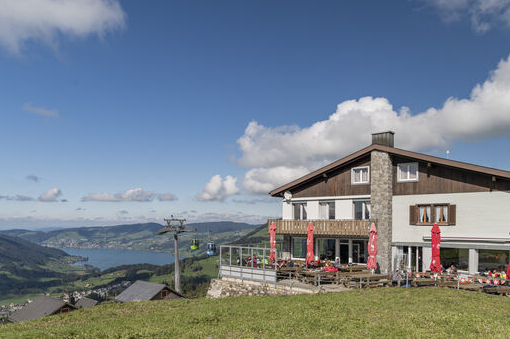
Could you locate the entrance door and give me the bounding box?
[340,243,349,264]
[352,243,361,263]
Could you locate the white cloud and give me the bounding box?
[82,187,178,202]
[23,103,58,117]
[238,53,510,194]
[0,0,126,54]
[0,194,35,201]
[196,175,240,201]
[422,0,510,33]
[38,187,62,202]
[242,167,309,195]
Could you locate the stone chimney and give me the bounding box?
[372,131,394,147]
[370,131,394,274]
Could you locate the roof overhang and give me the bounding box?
[269,144,510,197]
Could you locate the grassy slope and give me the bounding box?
[3,288,510,338]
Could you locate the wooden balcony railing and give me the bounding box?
[268,219,373,237]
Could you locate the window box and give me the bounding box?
[351,166,370,185]
[409,204,456,225]
[397,162,419,182]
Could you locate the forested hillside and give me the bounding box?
[0,234,88,295]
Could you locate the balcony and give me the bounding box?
[268,219,373,237]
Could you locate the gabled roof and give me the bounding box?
[115,280,184,302]
[270,144,510,196]
[8,296,75,323]
[75,297,98,309]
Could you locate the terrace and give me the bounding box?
[268,219,373,237]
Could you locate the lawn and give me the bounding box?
[3,288,510,338]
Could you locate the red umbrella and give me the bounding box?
[269,222,276,261]
[430,223,441,273]
[506,231,510,278]
[367,222,377,270]
[306,222,314,265]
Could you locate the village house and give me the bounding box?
[74,296,98,309]
[269,131,510,275]
[8,295,76,323]
[115,280,185,302]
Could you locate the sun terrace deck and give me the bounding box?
[268,219,373,237]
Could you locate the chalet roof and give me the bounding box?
[270,144,510,197]
[8,296,75,323]
[75,297,98,309]
[115,280,184,302]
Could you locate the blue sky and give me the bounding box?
[2,0,510,229]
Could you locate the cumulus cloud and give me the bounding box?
[38,187,63,202]
[238,53,510,194]
[26,174,41,182]
[422,0,510,33]
[23,103,58,117]
[196,175,240,201]
[82,187,178,202]
[0,0,126,54]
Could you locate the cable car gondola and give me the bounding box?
[190,238,199,251]
[206,230,216,256]
[206,242,216,256]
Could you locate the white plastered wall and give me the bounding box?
[392,191,510,243]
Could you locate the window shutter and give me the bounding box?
[448,204,456,225]
[409,205,417,225]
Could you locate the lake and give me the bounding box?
[59,248,175,271]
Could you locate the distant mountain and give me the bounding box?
[0,221,261,255]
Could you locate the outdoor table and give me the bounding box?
[346,274,391,289]
[337,265,365,273]
[277,267,301,280]
[411,278,439,287]
[296,270,340,286]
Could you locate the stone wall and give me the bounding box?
[206,278,316,299]
[370,150,393,274]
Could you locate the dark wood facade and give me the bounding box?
[151,287,182,300]
[391,156,510,195]
[278,153,510,199]
[271,144,510,198]
[291,156,371,198]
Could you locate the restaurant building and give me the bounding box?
[268,131,510,275]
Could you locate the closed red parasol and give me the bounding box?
[430,223,441,273]
[269,222,276,261]
[367,222,377,270]
[306,222,314,265]
[506,231,510,278]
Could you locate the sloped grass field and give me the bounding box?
[3,288,510,338]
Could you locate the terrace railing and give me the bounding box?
[268,219,373,237]
[219,245,277,285]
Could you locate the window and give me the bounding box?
[397,162,419,182]
[292,237,307,259]
[419,205,431,224]
[441,248,469,271]
[409,204,456,225]
[293,203,307,220]
[318,238,335,260]
[478,249,509,272]
[354,200,370,220]
[161,290,168,298]
[351,166,369,184]
[319,201,335,220]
